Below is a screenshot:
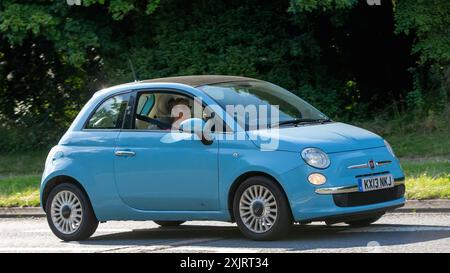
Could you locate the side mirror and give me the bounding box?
[179,118,205,135]
[179,118,214,145]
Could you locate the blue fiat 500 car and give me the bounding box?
[41,75,405,241]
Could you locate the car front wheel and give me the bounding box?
[46,183,98,241]
[233,176,292,240]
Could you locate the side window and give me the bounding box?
[132,91,225,132]
[136,93,156,116]
[134,92,200,131]
[86,94,129,129]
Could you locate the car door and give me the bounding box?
[76,92,130,191]
[113,90,219,211]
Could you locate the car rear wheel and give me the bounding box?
[46,183,98,241]
[233,176,292,240]
[345,214,384,227]
[154,221,185,227]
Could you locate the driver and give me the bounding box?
[168,98,191,130]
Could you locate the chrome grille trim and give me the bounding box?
[347,160,392,169]
[347,163,369,169]
[376,160,392,166]
[315,180,405,195]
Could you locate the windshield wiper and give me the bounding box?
[272,118,332,127]
[311,118,332,124]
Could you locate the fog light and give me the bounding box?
[308,173,327,185]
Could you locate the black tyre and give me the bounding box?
[345,214,384,227]
[233,176,292,240]
[45,183,99,241]
[154,221,185,227]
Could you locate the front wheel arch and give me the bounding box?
[42,175,93,216]
[227,172,293,222]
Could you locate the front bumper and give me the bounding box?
[315,177,405,195]
[280,168,406,222]
[277,147,406,222]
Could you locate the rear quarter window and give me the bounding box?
[86,94,129,129]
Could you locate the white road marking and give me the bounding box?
[23,225,450,235]
[0,238,224,253]
[0,247,112,253]
[104,237,224,253]
[340,225,450,233]
[161,246,260,253]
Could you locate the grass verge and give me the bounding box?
[386,132,450,158]
[402,159,450,199]
[0,151,46,175]
[0,175,41,207]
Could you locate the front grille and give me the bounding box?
[333,184,405,207]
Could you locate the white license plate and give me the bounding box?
[357,174,394,192]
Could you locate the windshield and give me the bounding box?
[198,80,329,130]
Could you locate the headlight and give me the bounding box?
[384,140,396,158]
[301,148,330,169]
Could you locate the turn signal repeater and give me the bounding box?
[308,173,327,185]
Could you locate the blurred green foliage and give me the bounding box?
[0,0,449,151]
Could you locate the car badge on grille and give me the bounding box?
[368,160,375,169]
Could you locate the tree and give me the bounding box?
[0,0,448,151]
[394,0,450,109]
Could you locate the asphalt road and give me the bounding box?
[0,212,449,253]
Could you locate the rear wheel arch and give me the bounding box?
[42,175,92,214]
[227,171,293,222]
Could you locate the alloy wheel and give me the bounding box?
[239,185,278,233]
[50,190,83,234]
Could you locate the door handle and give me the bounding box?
[115,150,136,157]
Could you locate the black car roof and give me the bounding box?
[140,75,258,87]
